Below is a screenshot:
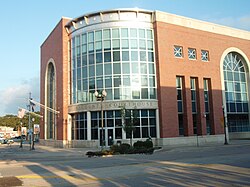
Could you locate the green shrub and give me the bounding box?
[144,139,153,148]
[133,139,153,149]
[119,143,131,154]
[133,141,144,149]
[110,143,131,154]
[110,144,120,153]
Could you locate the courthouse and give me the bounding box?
[40,9,250,147]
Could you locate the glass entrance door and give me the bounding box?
[99,128,114,147]
[107,129,114,146]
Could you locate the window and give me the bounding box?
[72,113,87,140]
[223,52,249,132]
[191,78,198,135]
[190,78,197,113]
[176,76,184,136]
[204,79,211,134]
[188,48,196,60]
[174,46,183,58]
[71,28,156,103]
[201,50,209,61]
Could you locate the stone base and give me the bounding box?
[229,132,250,140]
[39,135,225,148]
[156,134,225,147]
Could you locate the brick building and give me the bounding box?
[40,9,250,148]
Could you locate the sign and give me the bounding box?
[68,100,158,113]
[21,127,27,136]
[34,124,40,134]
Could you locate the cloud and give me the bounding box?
[0,77,40,116]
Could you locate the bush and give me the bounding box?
[86,140,155,157]
[120,143,131,154]
[133,139,153,149]
[110,143,131,154]
[133,141,144,149]
[144,139,153,149]
[110,144,120,153]
[86,150,113,157]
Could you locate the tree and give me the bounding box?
[120,105,139,147]
[0,112,40,130]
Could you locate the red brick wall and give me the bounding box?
[154,21,250,138]
[40,18,70,140]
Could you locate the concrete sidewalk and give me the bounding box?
[1,139,250,159]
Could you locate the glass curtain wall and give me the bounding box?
[71,28,156,103]
[70,27,157,141]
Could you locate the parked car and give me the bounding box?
[0,138,14,144]
[7,139,14,144]
[0,138,7,144]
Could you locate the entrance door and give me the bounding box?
[107,129,114,146]
[99,128,114,147]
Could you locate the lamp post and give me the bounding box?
[222,106,229,145]
[31,118,35,150]
[28,92,32,150]
[94,90,107,150]
[20,122,23,148]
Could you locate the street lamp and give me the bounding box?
[94,90,107,150]
[20,122,23,148]
[31,118,35,150]
[222,106,229,145]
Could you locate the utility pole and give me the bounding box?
[28,92,35,150]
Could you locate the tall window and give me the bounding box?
[223,52,249,132]
[72,113,87,140]
[46,63,56,139]
[204,79,211,134]
[191,78,198,134]
[176,76,184,135]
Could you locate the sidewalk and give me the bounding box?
[1,139,250,159]
[159,139,250,153]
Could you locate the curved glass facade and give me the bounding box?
[71,27,156,103]
[223,52,250,132]
[68,10,158,145]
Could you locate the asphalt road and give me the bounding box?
[0,140,250,186]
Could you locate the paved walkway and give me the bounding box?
[1,139,250,159]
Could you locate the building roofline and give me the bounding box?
[155,10,250,40]
[41,17,71,48]
[65,8,153,28]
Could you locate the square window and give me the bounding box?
[174,46,183,58]
[95,31,102,41]
[88,32,94,42]
[130,28,137,37]
[201,50,209,61]
[121,28,128,38]
[112,28,120,38]
[188,48,196,60]
[103,29,111,39]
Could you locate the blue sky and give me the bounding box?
[0,0,250,116]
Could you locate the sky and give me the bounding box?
[0,0,250,116]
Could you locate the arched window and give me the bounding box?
[223,52,250,132]
[46,63,56,139]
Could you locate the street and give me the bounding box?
[0,140,250,186]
